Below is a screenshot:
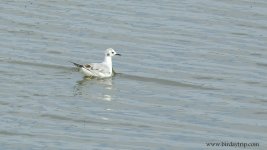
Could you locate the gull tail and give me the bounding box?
[70,61,83,68]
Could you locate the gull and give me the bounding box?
[71,48,121,78]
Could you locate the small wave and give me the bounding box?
[118,73,220,90]
[3,59,72,71]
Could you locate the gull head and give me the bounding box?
[105,48,121,57]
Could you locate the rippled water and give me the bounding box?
[0,0,267,149]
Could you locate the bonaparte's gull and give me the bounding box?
[71,48,121,78]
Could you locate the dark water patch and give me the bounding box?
[47,50,62,54]
[0,130,33,137]
[4,59,72,71]
[118,73,220,90]
[256,62,267,68]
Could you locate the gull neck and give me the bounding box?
[104,55,112,70]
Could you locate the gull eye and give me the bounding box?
[112,52,114,54]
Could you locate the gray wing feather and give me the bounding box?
[85,63,110,74]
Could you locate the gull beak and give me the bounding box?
[115,53,121,56]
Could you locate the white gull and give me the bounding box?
[71,48,121,78]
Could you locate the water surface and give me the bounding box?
[0,0,267,149]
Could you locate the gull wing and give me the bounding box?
[84,63,110,76]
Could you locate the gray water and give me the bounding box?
[0,0,267,149]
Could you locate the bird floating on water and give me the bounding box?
[71,48,121,78]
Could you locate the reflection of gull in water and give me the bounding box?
[77,76,113,86]
[103,95,112,101]
[73,77,113,122]
[71,48,121,78]
[73,77,113,96]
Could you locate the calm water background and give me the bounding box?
[0,0,267,149]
